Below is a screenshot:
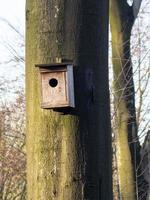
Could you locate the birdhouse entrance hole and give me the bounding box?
[49,78,58,87]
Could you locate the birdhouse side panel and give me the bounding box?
[67,65,75,107]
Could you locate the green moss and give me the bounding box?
[56,1,65,57]
[26,1,82,199]
[26,1,111,199]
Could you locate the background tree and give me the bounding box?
[26,0,112,199]
[0,94,26,200]
[140,131,150,200]
[131,0,150,144]
[110,0,148,199]
[0,17,26,200]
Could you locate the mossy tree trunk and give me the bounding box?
[26,0,112,200]
[110,0,145,199]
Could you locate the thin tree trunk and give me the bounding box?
[110,0,146,199]
[26,0,112,199]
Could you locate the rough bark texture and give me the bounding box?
[110,0,147,199]
[26,0,112,200]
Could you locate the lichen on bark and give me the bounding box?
[26,1,112,199]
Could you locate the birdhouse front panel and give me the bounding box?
[41,71,69,108]
[35,63,75,109]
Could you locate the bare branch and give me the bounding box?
[0,17,24,39]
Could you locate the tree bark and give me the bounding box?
[26,0,112,199]
[110,0,146,199]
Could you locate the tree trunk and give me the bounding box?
[110,0,146,199]
[26,0,112,199]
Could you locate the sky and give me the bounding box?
[0,0,25,23]
[0,0,25,60]
[0,0,25,101]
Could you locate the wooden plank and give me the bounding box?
[41,71,69,108]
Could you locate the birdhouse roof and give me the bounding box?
[35,63,74,72]
[35,63,73,68]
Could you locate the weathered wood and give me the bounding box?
[37,64,75,108]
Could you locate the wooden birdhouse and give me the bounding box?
[35,63,75,109]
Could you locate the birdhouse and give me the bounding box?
[35,63,75,109]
